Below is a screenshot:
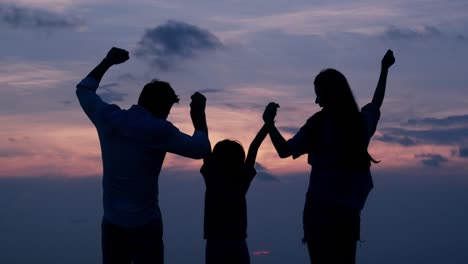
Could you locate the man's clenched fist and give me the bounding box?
[105,47,129,65]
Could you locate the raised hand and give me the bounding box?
[381,49,395,69]
[85,47,128,82]
[190,92,207,133]
[105,47,129,65]
[190,92,207,113]
[263,102,280,125]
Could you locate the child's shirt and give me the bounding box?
[200,159,256,239]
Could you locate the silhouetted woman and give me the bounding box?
[263,50,395,264]
[201,123,270,264]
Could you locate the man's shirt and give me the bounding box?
[76,77,210,227]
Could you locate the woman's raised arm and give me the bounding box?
[372,49,395,108]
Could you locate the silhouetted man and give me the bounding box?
[76,47,210,264]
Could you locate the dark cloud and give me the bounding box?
[376,126,468,146]
[459,147,468,158]
[415,153,448,167]
[97,83,128,103]
[404,114,468,127]
[99,83,119,90]
[456,34,466,42]
[376,114,468,146]
[58,100,73,106]
[0,149,30,158]
[117,73,139,81]
[254,162,278,181]
[382,25,464,41]
[134,20,223,70]
[383,25,441,40]
[220,102,265,110]
[7,136,30,143]
[197,88,223,94]
[255,172,278,181]
[374,133,417,146]
[0,4,83,30]
[278,126,299,134]
[224,103,240,109]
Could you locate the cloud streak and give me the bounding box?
[376,127,468,146]
[404,114,468,127]
[0,3,83,30]
[97,83,128,103]
[255,162,278,181]
[383,25,441,40]
[459,147,468,158]
[375,114,468,146]
[382,25,466,42]
[134,20,223,70]
[415,153,448,168]
[278,126,300,135]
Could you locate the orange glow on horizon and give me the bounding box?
[1,106,467,178]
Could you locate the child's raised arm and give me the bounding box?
[245,124,269,169]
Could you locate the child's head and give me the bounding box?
[211,139,245,171]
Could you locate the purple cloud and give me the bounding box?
[0,3,83,30]
[134,20,223,70]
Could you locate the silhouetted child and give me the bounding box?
[201,124,269,264]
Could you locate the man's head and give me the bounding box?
[138,80,179,119]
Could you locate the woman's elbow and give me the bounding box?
[278,150,292,159]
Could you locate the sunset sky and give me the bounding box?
[1,0,467,263]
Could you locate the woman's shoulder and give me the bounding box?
[303,110,326,130]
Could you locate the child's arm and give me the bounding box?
[245,124,269,168]
[189,92,211,163]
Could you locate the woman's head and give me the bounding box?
[211,140,245,171]
[313,69,379,167]
[314,69,359,113]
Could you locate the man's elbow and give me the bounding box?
[75,87,82,98]
[191,142,211,159]
[76,85,89,98]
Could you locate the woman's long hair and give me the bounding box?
[314,69,379,169]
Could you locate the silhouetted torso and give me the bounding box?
[287,103,380,210]
[201,159,256,239]
[76,77,209,228]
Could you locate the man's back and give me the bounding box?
[97,105,171,227]
[77,77,209,228]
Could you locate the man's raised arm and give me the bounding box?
[76,47,129,123]
[164,92,211,159]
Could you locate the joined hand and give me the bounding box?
[263,102,280,124]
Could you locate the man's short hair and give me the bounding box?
[138,79,179,113]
